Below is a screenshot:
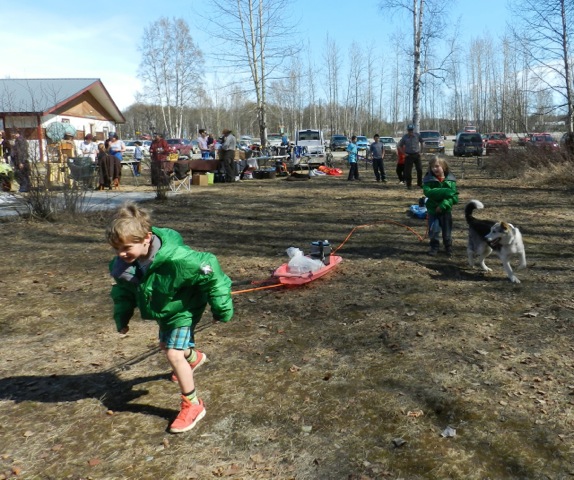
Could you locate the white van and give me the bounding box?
[295,129,325,157]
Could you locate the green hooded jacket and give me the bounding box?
[109,227,233,332]
[422,171,458,213]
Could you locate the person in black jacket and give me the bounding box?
[11,130,30,192]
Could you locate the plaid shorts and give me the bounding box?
[159,326,194,350]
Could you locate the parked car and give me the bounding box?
[517,133,536,146]
[330,134,349,151]
[485,132,510,155]
[141,140,151,155]
[453,132,484,157]
[267,133,283,147]
[527,133,560,152]
[124,140,151,157]
[123,140,141,157]
[419,130,445,153]
[166,138,194,156]
[560,132,574,154]
[356,136,369,151]
[295,129,325,157]
[379,136,397,156]
[464,125,477,133]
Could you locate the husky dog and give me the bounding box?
[465,200,527,283]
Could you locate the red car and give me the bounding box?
[166,138,194,156]
[527,133,560,152]
[518,133,536,146]
[485,132,510,155]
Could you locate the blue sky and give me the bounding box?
[1,0,509,110]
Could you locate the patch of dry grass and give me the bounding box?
[1,155,573,479]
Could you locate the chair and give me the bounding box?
[170,160,192,192]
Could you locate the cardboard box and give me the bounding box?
[192,173,209,186]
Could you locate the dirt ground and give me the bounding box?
[1,154,574,480]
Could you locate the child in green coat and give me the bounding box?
[422,156,458,257]
[106,202,233,433]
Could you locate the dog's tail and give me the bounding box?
[465,199,484,224]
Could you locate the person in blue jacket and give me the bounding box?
[346,135,359,181]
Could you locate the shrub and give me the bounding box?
[481,148,572,186]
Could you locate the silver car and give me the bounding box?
[380,136,397,156]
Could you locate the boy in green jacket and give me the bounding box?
[422,156,458,257]
[107,203,233,433]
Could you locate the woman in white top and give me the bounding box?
[108,133,126,161]
[79,134,98,163]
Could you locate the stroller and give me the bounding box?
[68,157,97,189]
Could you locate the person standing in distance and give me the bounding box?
[346,135,359,181]
[397,124,423,189]
[369,134,387,183]
[11,130,30,193]
[197,129,210,160]
[150,133,170,186]
[220,129,237,182]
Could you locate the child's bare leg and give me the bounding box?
[166,348,194,394]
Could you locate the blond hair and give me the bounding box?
[106,202,152,247]
[428,155,450,176]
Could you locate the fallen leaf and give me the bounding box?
[88,458,101,466]
[223,464,242,476]
[407,410,424,417]
[250,453,264,463]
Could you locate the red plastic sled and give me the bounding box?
[272,255,343,285]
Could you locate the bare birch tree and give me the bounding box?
[203,0,298,147]
[322,35,342,135]
[379,0,451,131]
[138,17,204,138]
[509,0,574,139]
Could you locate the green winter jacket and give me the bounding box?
[109,227,233,332]
[422,172,458,213]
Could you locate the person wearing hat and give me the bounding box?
[397,124,424,189]
[79,133,98,163]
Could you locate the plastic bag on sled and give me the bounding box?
[286,247,324,274]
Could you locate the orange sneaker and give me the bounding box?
[171,350,208,383]
[169,397,205,433]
